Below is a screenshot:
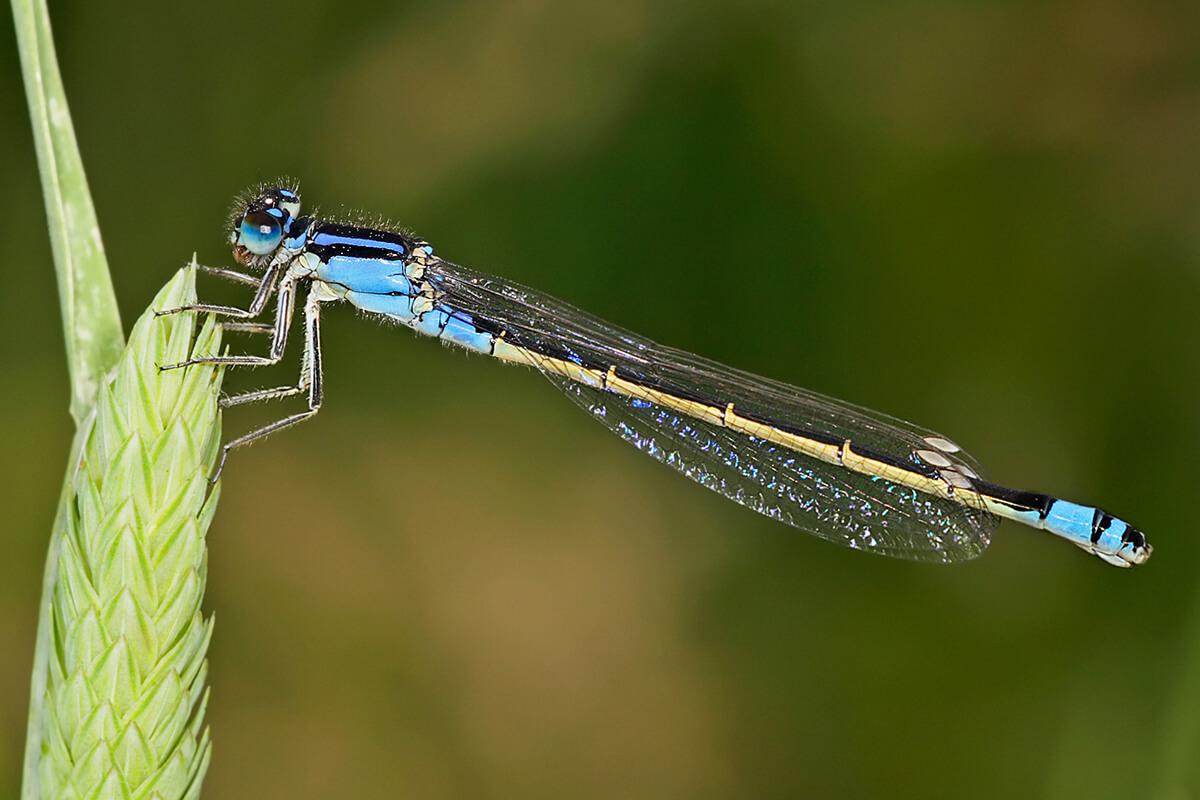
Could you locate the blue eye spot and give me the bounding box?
[240,211,283,255]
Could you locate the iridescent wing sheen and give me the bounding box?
[425,258,998,561]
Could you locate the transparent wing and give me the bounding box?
[426,258,998,561]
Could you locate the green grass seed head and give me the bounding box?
[38,266,222,800]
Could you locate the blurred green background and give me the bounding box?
[3,1,1199,797]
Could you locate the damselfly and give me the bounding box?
[158,184,1152,567]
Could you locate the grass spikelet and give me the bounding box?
[32,266,222,800]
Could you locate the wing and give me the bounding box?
[424,257,998,562]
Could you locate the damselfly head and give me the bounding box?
[230,186,302,267]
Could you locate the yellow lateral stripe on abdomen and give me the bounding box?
[842,443,986,509]
[723,404,843,466]
[604,368,727,426]
[493,338,605,388]
[495,342,986,509]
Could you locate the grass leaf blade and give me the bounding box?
[11,0,124,424]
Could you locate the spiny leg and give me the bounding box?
[198,264,261,287]
[159,275,297,371]
[220,384,306,407]
[220,288,321,406]
[223,322,274,334]
[213,290,325,480]
[163,264,274,335]
[220,311,314,407]
[157,263,282,320]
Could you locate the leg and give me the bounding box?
[198,264,261,287]
[220,383,305,407]
[222,322,274,334]
[160,275,297,371]
[212,291,325,480]
[157,263,282,320]
[220,287,322,405]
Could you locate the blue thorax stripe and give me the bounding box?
[308,222,413,262]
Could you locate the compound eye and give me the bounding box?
[239,210,283,255]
